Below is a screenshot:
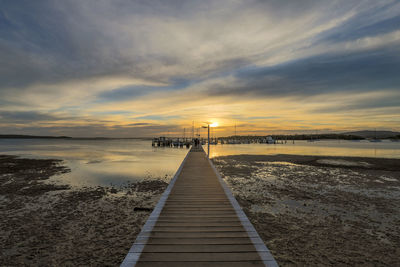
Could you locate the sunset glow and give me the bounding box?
[1,1,399,137]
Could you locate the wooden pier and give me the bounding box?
[121,147,278,266]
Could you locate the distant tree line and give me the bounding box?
[219,133,400,140]
[0,134,72,139]
[219,134,365,141]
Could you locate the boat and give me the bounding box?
[266,136,275,144]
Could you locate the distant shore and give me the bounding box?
[2,129,399,141]
[0,134,152,140]
[213,154,400,266]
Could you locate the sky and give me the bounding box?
[0,0,399,137]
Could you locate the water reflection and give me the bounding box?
[207,140,400,159]
[2,139,399,187]
[0,139,189,187]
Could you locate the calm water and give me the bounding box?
[1,139,399,187]
[0,139,189,187]
[207,140,400,159]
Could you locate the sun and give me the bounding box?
[210,122,218,127]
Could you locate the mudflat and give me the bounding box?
[0,155,167,266]
[2,153,399,266]
[213,154,400,266]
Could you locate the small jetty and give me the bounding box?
[121,146,277,266]
[152,137,192,148]
[152,136,288,147]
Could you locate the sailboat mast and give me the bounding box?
[192,121,194,139]
[235,124,237,137]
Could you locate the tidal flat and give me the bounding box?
[2,153,400,266]
[213,154,400,266]
[0,155,167,266]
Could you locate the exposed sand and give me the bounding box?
[0,155,167,266]
[213,154,400,266]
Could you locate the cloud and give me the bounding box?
[204,44,400,98]
[126,123,151,126]
[0,111,66,122]
[97,85,155,102]
[0,0,399,135]
[97,80,191,102]
[311,91,400,113]
[0,0,374,91]
[0,123,183,138]
[313,1,400,44]
[135,115,182,121]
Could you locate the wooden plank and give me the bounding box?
[151,226,249,231]
[138,252,263,261]
[144,237,262,245]
[145,231,257,238]
[157,215,240,219]
[135,262,267,267]
[142,244,267,253]
[162,207,235,211]
[154,217,241,222]
[154,222,244,227]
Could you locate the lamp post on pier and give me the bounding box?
[202,123,210,158]
[203,122,217,158]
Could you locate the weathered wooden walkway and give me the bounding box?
[121,147,278,266]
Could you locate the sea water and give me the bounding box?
[1,138,399,187]
[0,138,188,187]
[207,139,400,159]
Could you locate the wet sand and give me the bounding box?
[213,154,400,266]
[0,155,167,266]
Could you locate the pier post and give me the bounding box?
[207,124,210,158]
